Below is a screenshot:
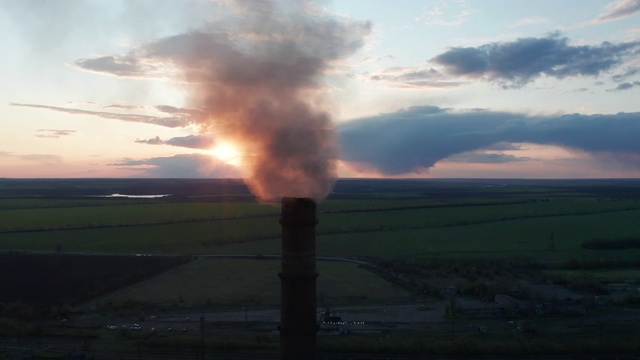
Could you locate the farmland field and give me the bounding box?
[3,178,640,264]
[3,178,640,299]
[106,258,412,307]
[3,178,640,357]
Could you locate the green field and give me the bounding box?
[3,197,640,263]
[0,202,278,231]
[2,178,640,281]
[106,258,411,307]
[3,178,640,356]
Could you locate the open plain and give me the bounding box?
[2,178,640,358]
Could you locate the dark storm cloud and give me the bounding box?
[11,103,192,128]
[338,106,640,174]
[431,34,640,87]
[110,153,240,178]
[593,0,640,23]
[35,129,76,138]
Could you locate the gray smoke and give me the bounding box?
[74,0,371,201]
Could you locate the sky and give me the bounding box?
[1,0,640,192]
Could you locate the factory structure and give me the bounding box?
[278,197,319,360]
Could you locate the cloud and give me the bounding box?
[74,55,161,78]
[34,129,76,138]
[484,142,523,151]
[20,154,63,165]
[593,0,640,23]
[0,151,63,165]
[110,153,241,178]
[134,136,165,145]
[431,34,640,88]
[338,106,640,175]
[447,151,531,164]
[368,66,464,89]
[507,16,550,28]
[154,105,204,118]
[362,54,395,64]
[607,81,640,91]
[165,135,214,149]
[421,1,473,27]
[135,135,215,149]
[612,67,640,82]
[104,104,145,111]
[11,103,193,128]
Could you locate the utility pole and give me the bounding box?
[548,232,556,252]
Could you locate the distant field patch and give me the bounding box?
[582,237,640,250]
[0,253,190,307]
[0,202,277,232]
[3,199,640,262]
[108,258,411,307]
[545,268,640,284]
[2,179,640,266]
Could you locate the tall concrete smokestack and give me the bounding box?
[279,197,318,360]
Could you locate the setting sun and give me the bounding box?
[209,142,243,167]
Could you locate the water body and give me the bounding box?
[94,193,169,199]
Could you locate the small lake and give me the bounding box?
[93,193,170,198]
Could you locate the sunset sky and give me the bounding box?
[1,0,639,183]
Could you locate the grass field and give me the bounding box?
[107,258,411,307]
[545,268,640,283]
[0,202,278,231]
[4,179,640,356]
[2,187,640,264]
[2,179,640,270]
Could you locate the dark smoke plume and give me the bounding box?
[76,0,371,201]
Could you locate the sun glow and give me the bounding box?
[209,142,243,167]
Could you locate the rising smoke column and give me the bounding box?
[134,1,371,201]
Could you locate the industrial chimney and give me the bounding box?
[279,197,319,360]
